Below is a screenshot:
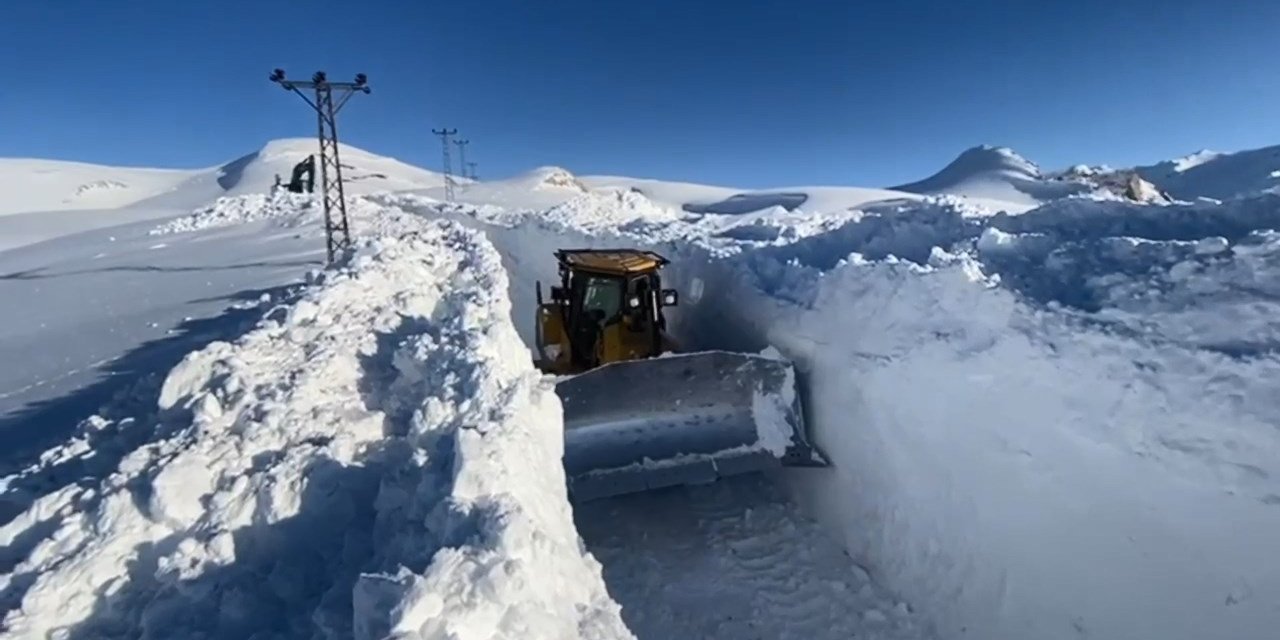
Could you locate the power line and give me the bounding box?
[268,69,370,264]
[432,128,459,202]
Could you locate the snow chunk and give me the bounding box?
[149,191,318,235]
[1194,236,1229,255]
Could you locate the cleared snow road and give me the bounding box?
[575,473,926,640]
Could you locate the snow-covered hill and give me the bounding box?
[0,139,443,219]
[1136,144,1280,201]
[0,139,446,251]
[0,159,195,217]
[891,145,1096,207]
[893,142,1280,207]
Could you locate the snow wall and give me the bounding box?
[380,190,1280,640]
[0,216,632,639]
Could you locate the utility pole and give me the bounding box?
[453,138,470,189]
[467,161,478,181]
[432,128,458,202]
[269,69,370,264]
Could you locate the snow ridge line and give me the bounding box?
[0,215,631,639]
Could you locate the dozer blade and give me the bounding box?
[555,350,826,501]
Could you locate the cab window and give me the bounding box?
[579,275,622,322]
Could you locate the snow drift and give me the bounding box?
[707,198,1280,640]
[394,187,1280,640]
[0,213,630,639]
[148,190,320,235]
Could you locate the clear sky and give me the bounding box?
[2,0,1279,188]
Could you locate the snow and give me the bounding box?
[891,145,1095,209]
[575,473,924,640]
[1170,149,1225,172]
[0,138,445,251]
[1136,143,1280,201]
[414,184,1280,640]
[750,347,801,457]
[1,213,629,639]
[0,158,195,217]
[5,138,1280,639]
[584,174,930,217]
[149,191,320,235]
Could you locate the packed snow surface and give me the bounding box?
[576,474,924,640]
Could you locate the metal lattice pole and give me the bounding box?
[269,69,370,263]
[433,128,458,202]
[467,161,478,181]
[453,139,469,189]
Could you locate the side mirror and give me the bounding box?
[661,289,678,306]
[627,295,642,309]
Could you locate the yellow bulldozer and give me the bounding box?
[535,248,826,501]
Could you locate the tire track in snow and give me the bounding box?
[575,473,927,640]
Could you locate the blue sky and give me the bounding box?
[2,0,1279,188]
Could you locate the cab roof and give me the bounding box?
[555,248,669,275]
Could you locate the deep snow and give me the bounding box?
[386,185,1280,640]
[1,214,631,639]
[3,139,1280,640]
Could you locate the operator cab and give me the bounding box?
[535,249,679,373]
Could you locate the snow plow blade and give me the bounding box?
[556,350,826,501]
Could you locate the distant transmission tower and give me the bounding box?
[269,69,370,263]
[432,128,458,201]
[453,139,470,189]
[467,161,478,181]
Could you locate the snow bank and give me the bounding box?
[148,191,319,235]
[418,188,1280,640]
[0,216,630,639]
[720,196,1280,640]
[730,255,1280,640]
